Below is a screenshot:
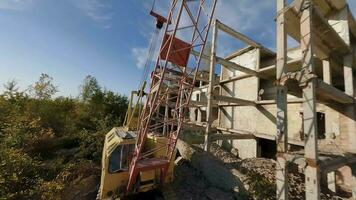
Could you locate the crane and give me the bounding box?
[126,0,217,194]
[98,0,217,199]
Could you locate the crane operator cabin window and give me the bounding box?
[109,144,134,173]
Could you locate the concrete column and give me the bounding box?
[342,54,356,153]
[276,86,288,200]
[327,171,336,193]
[276,1,288,199]
[322,59,332,85]
[322,59,334,140]
[204,20,218,152]
[344,54,354,97]
[300,3,320,199]
[256,48,261,100]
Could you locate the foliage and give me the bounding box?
[0,148,43,200]
[80,75,101,102]
[37,180,64,200]
[76,129,107,163]
[37,160,99,200]
[29,73,58,100]
[0,74,128,199]
[3,79,19,99]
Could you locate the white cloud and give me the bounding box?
[131,47,148,69]
[73,0,113,26]
[216,1,274,32]
[213,0,276,56]
[0,0,34,11]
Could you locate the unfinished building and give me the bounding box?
[184,0,356,199]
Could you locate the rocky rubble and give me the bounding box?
[206,143,352,200]
[172,160,238,200]
[62,142,351,200]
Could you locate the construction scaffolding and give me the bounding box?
[184,0,356,199]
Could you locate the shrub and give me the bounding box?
[0,148,43,200]
[76,129,107,163]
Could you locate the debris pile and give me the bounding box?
[207,143,351,200]
[172,160,236,200]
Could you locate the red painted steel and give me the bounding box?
[150,10,171,25]
[160,34,191,67]
[126,0,217,194]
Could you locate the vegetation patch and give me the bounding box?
[0,74,128,199]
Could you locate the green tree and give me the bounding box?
[29,74,58,100]
[0,74,130,199]
[3,79,19,99]
[80,75,101,102]
[0,148,43,200]
[102,90,128,126]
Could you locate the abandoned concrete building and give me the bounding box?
[182,0,356,199]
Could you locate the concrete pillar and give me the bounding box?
[322,59,332,85]
[344,55,354,97]
[342,54,356,153]
[276,1,288,199]
[322,60,335,140]
[256,48,261,99]
[204,20,218,152]
[276,86,288,200]
[327,171,336,193]
[300,2,320,199]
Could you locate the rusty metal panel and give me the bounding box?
[160,34,191,67]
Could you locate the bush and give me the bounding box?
[0,75,128,199]
[2,116,44,149]
[37,180,64,200]
[0,148,43,200]
[76,129,107,163]
[37,160,99,200]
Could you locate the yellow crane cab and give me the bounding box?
[98,127,175,199]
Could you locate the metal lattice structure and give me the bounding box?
[126,0,217,193]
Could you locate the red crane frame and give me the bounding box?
[126,0,217,193]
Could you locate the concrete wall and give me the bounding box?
[190,87,208,123]
[219,48,259,159]
[256,104,303,140]
[337,105,356,153]
[328,6,350,45]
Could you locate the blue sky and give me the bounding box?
[0,0,355,97]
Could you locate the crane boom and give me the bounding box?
[126,0,217,194]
